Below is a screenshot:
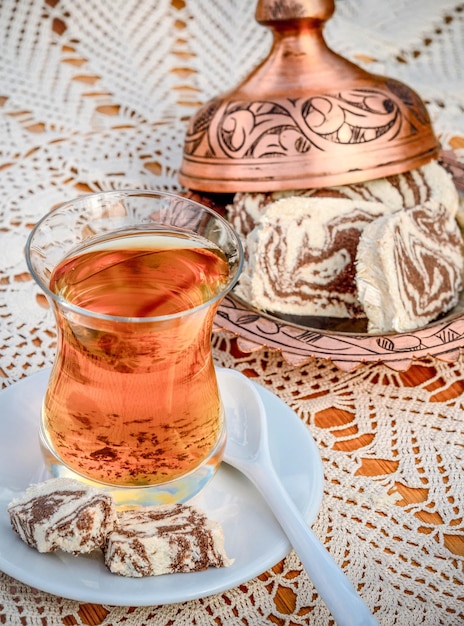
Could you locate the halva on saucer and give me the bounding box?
[8,478,233,577]
[8,477,116,555]
[104,503,233,577]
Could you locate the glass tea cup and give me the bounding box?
[25,190,243,506]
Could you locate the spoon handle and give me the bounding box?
[249,461,378,626]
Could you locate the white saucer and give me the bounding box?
[0,368,324,606]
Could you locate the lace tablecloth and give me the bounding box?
[1,1,464,625]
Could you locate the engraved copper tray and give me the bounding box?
[214,152,464,371]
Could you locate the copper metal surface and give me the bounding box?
[179,0,440,192]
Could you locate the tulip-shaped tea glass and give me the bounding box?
[26,190,243,506]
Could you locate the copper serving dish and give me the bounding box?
[179,0,440,192]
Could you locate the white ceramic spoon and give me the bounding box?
[220,368,378,626]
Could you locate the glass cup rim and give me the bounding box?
[25,189,244,323]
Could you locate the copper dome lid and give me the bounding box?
[179,0,440,193]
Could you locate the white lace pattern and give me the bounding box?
[1,1,464,624]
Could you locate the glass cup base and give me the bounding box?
[38,426,226,509]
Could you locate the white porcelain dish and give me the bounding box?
[0,368,324,606]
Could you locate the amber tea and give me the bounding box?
[43,229,229,486]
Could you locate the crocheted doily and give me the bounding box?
[1,1,464,625]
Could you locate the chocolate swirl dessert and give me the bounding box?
[8,480,233,577]
[236,197,394,319]
[8,477,116,555]
[103,503,233,577]
[226,160,463,333]
[356,201,463,334]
